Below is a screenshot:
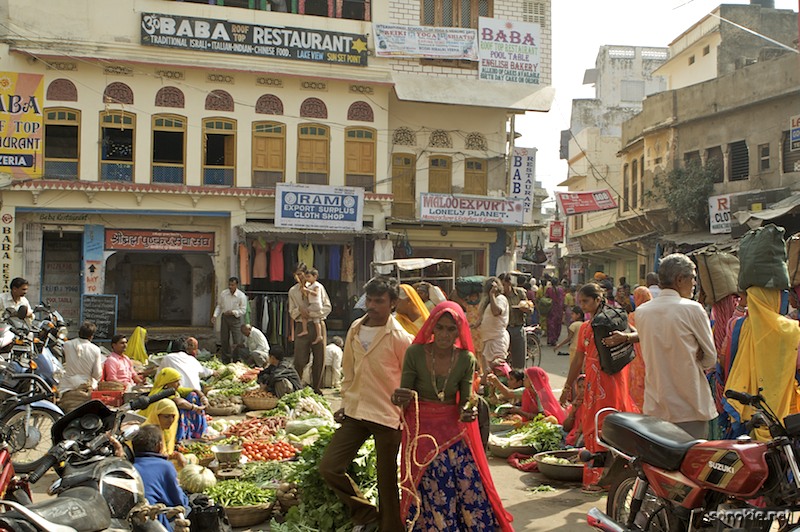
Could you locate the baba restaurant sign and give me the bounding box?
[140,13,368,66]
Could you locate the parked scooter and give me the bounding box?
[0,388,180,532]
[31,303,68,365]
[587,388,800,532]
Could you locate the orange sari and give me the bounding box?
[627,286,652,411]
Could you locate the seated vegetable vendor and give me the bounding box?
[485,369,525,406]
[508,367,566,423]
[132,424,191,532]
[563,374,586,447]
[257,347,303,398]
[149,367,209,441]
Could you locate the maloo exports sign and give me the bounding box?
[419,193,524,226]
[140,13,368,66]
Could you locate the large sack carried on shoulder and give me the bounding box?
[591,304,635,375]
[738,224,790,290]
[787,232,800,287]
[696,250,740,302]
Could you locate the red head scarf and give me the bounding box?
[412,301,475,354]
[521,367,566,424]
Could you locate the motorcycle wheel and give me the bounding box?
[607,469,679,531]
[2,407,61,473]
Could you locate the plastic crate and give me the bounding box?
[91,390,124,407]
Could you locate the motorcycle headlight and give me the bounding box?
[58,327,68,340]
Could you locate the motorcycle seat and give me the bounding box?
[602,412,702,470]
[1,486,111,532]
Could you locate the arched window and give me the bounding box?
[347,101,374,122]
[155,87,185,108]
[46,79,77,102]
[252,121,285,188]
[103,82,133,105]
[345,127,376,191]
[297,123,329,184]
[300,98,327,119]
[255,94,284,115]
[152,114,186,184]
[205,90,234,112]
[429,155,452,193]
[100,110,135,181]
[44,107,80,179]
[392,153,416,218]
[203,118,236,186]
[464,158,487,195]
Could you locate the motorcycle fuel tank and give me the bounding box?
[681,440,769,497]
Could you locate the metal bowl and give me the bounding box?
[533,449,583,482]
[211,444,242,464]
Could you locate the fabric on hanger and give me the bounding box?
[374,239,394,274]
[252,239,268,279]
[329,245,341,281]
[238,242,251,285]
[341,244,354,283]
[284,243,299,278]
[298,243,314,271]
[315,245,328,279]
[270,242,285,281]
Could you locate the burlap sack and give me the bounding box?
[696,250,740,302]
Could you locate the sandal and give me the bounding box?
[581,484,605,495]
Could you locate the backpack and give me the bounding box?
[591,304,635,375]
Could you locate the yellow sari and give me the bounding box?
[725,287,800,441]
[395,284,430,336]
[125,327,149,364]
[141,398,179,455]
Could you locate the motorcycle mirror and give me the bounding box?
[121,425,140,441]
[17,306,28,320]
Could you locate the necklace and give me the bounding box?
[426,345,456,402]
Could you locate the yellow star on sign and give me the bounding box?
[351,38,367,54]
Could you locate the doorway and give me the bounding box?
[131,265,160,322]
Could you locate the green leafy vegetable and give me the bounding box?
[204,480,274,507]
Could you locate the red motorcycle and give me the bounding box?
[587,388,800,532]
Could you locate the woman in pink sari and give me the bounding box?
[392,301,513,531]
[545,281,565,345]
[511,367,566,422]
[627,286,652,411]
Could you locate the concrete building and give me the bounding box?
[0,0,552,342]
[559,45,668,286]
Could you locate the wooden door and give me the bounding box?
[392,154,415,218]
[131,265,160,322]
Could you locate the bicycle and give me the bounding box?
[523,324,541,367]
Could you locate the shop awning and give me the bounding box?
[237,222,393,238]
[661,231,728,246]
[392,73,555,112]
[372,258,453,271]
[735,193,800,227]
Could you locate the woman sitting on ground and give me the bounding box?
[563,374,586,447]
[149,367,209,441]
[139,398,185,467]
[510,367,566,422]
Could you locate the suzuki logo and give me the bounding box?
[708,460,735,474]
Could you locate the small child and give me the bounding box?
[297,268,324,345]
[555,305,584,365]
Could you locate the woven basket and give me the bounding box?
[224,504,271,528]
[206,405,241,417]
[242,395,279,411]
[277,491,301,513]
[97,381,126,391]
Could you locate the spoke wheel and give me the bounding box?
[607,472,676,532]
[3,407,61,473]
[526,333,541,367]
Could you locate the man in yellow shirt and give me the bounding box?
[319,276,413,532]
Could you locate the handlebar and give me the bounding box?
[725,389,759,407]
[27,452,59,484]
[127,388,175,411]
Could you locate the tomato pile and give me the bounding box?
[242,440,298,462]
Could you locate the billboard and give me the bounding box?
[0,72,43,178]
[275,183,364,231]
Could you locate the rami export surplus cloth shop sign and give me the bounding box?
[104,229,215,252]
[419,193,524,226]
[140,13,368,66]
[556,190,617,215]
[0,72,43,178]
[478,18,541,84]
[275,183,364,231]
[373,24,477,60]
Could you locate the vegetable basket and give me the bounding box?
[206,405,242,417]
[533,450,583,482]
[223,503,271,528]
[488,442,538,459]
[242,395,279,411]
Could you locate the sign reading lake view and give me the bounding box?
[419,193,525,226]
[141,13,368,66]
[276,183,364,231]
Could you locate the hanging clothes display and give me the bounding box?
[269,242,285,281]
[298,243,314,270]
[373,239,394,274]
[238,242,251,285]
[341,244,354,282]
[284,244,298,279]
[328,245,341,281]
[315,244,328,279]
[252,238,268,279]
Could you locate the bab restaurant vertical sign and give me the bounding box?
[0,73,43,179]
